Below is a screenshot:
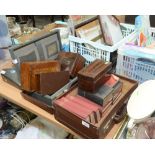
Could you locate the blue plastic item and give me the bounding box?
[0,15,12,48]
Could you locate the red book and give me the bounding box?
[55,97,93,123]
[103,74,119,87]
[76,95,103,122]
[66,95,102,123]
[76,95,102,110]
[61,97,97,124]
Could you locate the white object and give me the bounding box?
[82,54,95,63]
[0,15,12,48]
[69,23,136,65]
[99,15,123,45]
[54,27,69,45]
[127,80,155,129]
[12,59,18,64]
[0,70,6,75]
[15,117,69,139]
[55,21,68,26]
[82,120,90,128]
[116,25,155,84]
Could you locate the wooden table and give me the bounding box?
[0,61,124,139]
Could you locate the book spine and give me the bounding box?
[66,95,101,123]
[76,95,102,122]
[78,89,104,106]
[66,95,96,110]
[56,97,98,124]
[55,98,90,120]
[112,82,123,103]
[76,95,102,109]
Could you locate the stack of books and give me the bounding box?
[78,74,123,112]
[55,95,102,124]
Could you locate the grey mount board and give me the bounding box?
[9,29,62,72]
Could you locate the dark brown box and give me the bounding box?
[38,71,70,95]
[57,52,86,78]
[78,59,112,92]
[21,60,61,92]
[53,75,138,138]
[21,91,54,114]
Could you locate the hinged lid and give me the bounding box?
[57,52,86,78]
[78,59,112,81]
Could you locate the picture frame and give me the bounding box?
[35,33,60,60]
[69,15,97,26]
[9,29,62,71]
[98,15,123,46]
[74,16,104,44]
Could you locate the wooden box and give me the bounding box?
[53,75,138,138]
[21,60,60,92]
[21,91,55,113]
[57,52,86,78]
[38,71,70,95]
[78,59,112,92]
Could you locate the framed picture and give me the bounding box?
[69,15,96,26]
[9,29,62,71]
[74,16,104,44]
[99,15,123,46]
[35,32,61,60]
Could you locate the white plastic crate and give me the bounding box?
[69,23,136,64]
[116,27,155,84]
